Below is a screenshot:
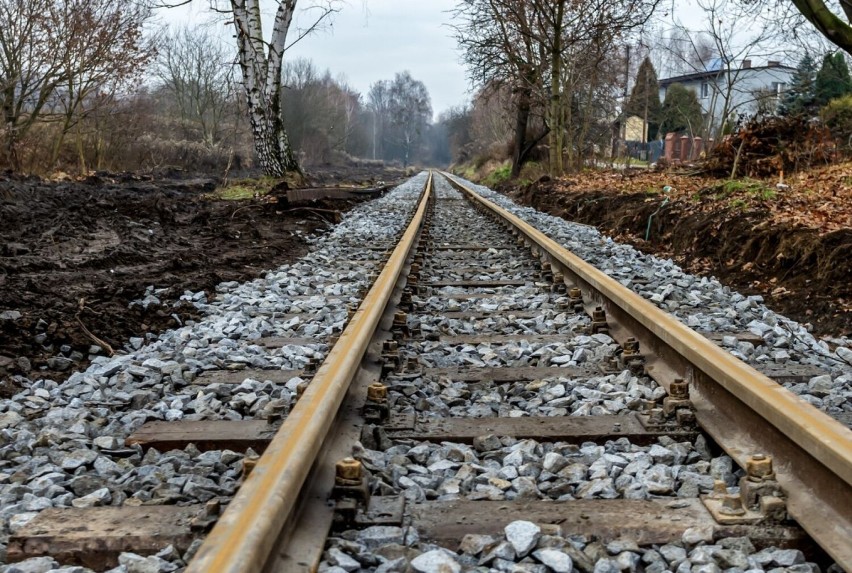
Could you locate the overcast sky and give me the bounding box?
[157,0,471,118]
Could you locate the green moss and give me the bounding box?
[209,175,291,201]
[714,178,777,201]
[483,162,512,187]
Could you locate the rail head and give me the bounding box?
[443,172,852,567]
[186,172,434,573]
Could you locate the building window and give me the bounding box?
[701,82,710,99]
[771,82,787,95]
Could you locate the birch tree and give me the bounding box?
[226,0,341,175]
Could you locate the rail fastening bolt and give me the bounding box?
[670,378,689,399]
[336,457,363,482]
[746,454,775,482]
[720,493,746,516]
[367,382,388,402]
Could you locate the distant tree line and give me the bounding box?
[0,7,447,174]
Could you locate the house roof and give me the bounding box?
[659,64,796,86]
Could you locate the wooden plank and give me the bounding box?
[413,293,549,301]
[194,368,304,385]
[418,361,817,384]
[410,499,805,549]
[436,334,575,345]
[418,366,601,382]
[755,363,826,383]
[7,506,200,570]
[422,311,542,319]
[426,280,530,288]
[127,420,276,453]
[699,331,765,347]
[386,414,694,444]
[257,337,326,349]
[284,295,355,301]
[429,245,513,251]
[425,266,538,273]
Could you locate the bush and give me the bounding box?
[518,161,548,184]
[821,95,852,149]
[703,115,834,177]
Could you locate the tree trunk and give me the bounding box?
[548,2,565,176]
[248,92,300,176]
[231,0,301,176]
[511,84,532,177]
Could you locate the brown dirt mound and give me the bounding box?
[512,181,852,338]
[0,171,379,394]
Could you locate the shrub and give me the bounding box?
[821,95,852,149]
[703,115,834,177]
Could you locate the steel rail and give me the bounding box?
[444,172,852,567]
[186,173,433,573]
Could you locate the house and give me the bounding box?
[659,60,796,134]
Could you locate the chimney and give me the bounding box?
[741,59,752,69]
[767,60,780,67]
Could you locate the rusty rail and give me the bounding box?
[443,172,852,568]
[186,173,433,573]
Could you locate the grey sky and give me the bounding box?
[159,0,471,118]
[288,0,470,117]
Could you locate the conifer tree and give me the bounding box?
[659,83,704,136]
[781,54,818,115]
[625,57,662,140]
[814,52,852,107]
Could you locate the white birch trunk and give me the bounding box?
[231,0,301,175]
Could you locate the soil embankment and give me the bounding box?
[0,167,400,394]
[507,172,852,339]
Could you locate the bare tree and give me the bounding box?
[367,80,392,160]
[452,0,546,177]
[388,71,432,167]
[454,0,660,176]
[156,25,235,148]
[0,0,154,171]
[280,59,364,163]
[50,0,154,170]
[661,0,788,138]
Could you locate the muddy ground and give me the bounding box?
[509,179,852,340]
[0,166,405,395]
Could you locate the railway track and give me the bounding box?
[3,172,851,573]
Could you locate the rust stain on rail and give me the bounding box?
[186,173,433,573]
[443,171,852,567]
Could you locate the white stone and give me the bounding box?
[2,556,59,573]
[93,436,121,449]
[411,549,461,573]
[8,512,39,533]
[0,411,23,429]
[682,525,715,545]
[326,548,360,572]
[355,525,405,549]
[504,520,541,556]
[533,548,573,572]
[118,552,177,573]
[71,487,111,508]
